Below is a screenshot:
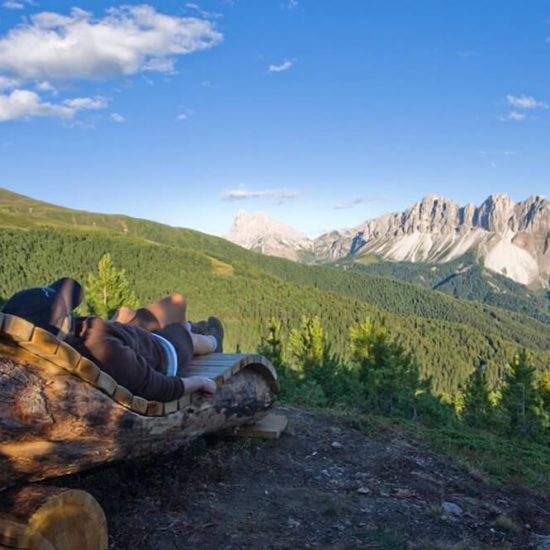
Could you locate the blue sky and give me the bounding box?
[0,0,548,237]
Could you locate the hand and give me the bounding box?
[182,376,217,395]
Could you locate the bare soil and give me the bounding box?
[58,406,550,549]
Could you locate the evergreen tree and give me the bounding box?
[462,361,494,427]
[537,368,550,431]
[258,318,284,367]
[349,319,422,417]
[84,253,139,319]
[500,349,544,437]
[288,316,325,373]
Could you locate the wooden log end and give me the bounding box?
[0,485,108,550]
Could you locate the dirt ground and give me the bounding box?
[59,406,550,549]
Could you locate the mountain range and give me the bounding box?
[227,194,550,289]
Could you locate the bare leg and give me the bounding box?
[112,294,187,331]
[190,332,216,355]
[144,293,187,328]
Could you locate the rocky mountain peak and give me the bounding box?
[226,210,312,261]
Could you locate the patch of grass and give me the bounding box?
[319,407,550,491]
[494,514,522,533]
[363,528,407,549]
[208,256,234,276]
[402,421,550,490]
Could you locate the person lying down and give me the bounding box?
[1,277,224,402]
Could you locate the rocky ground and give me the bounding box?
[60,406,550,549]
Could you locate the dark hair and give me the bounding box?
[2,278,84,337]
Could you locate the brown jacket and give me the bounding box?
[70,317,185,402]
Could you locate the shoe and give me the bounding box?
[206,316,224,353]
[189,320,208,335]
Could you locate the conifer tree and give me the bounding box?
[538,369,550,430]
[258,318,284,367]
[349,319,422,416]
[84,253,139,319]
[462,361,493,427]
[288,316,325,372]
[500,349,544,437]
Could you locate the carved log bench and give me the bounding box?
[0,313,281,549]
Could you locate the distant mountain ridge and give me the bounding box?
[227,211,313,262]
[228,194,550,288]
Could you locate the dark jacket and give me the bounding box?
[70,317,185,402]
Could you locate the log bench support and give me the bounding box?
[0,485,107,550]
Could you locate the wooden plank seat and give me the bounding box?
[0,312,280,491]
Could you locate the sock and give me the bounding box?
[207,335,217,351]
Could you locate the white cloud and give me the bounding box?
[3,0,35,8]
[479,150,519,157]
[0,75,20,90]
[333,197,384,209]
[0,5,222,82]
[286,0,299,9]
[176,108,193,121]
[185,3,222,19]
[506,94,548,110]
[3,1,24,9]
[36,81,56,93]
[222,185,301,201]
[0,89,110,121]
[268,60,293,73]
[63,96,108,110]
[333,198,364,210]
[110,112,125,122]
[0,89,73,121]
[507,111,526,121]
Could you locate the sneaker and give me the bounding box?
[206,316,224,353]
[189,319,208,335]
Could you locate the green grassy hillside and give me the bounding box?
[1,188,549,398]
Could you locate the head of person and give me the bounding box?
[1,278,84,340]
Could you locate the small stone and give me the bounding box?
[379,490,390,497]
[331,441,343,449]
[288,517,301,528]
[356,486,370,495]
[442,501,463,516]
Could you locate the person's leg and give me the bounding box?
[112,294,187,331]
[190,332,217,355]
[145,294,187,329]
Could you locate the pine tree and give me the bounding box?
[500,349,544,437]
[258,318,284,367]
[84,253,139,319]
[349,319,422,416]
[462,361,494,427]
[288,316,325,373]
[538,369,550,430]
